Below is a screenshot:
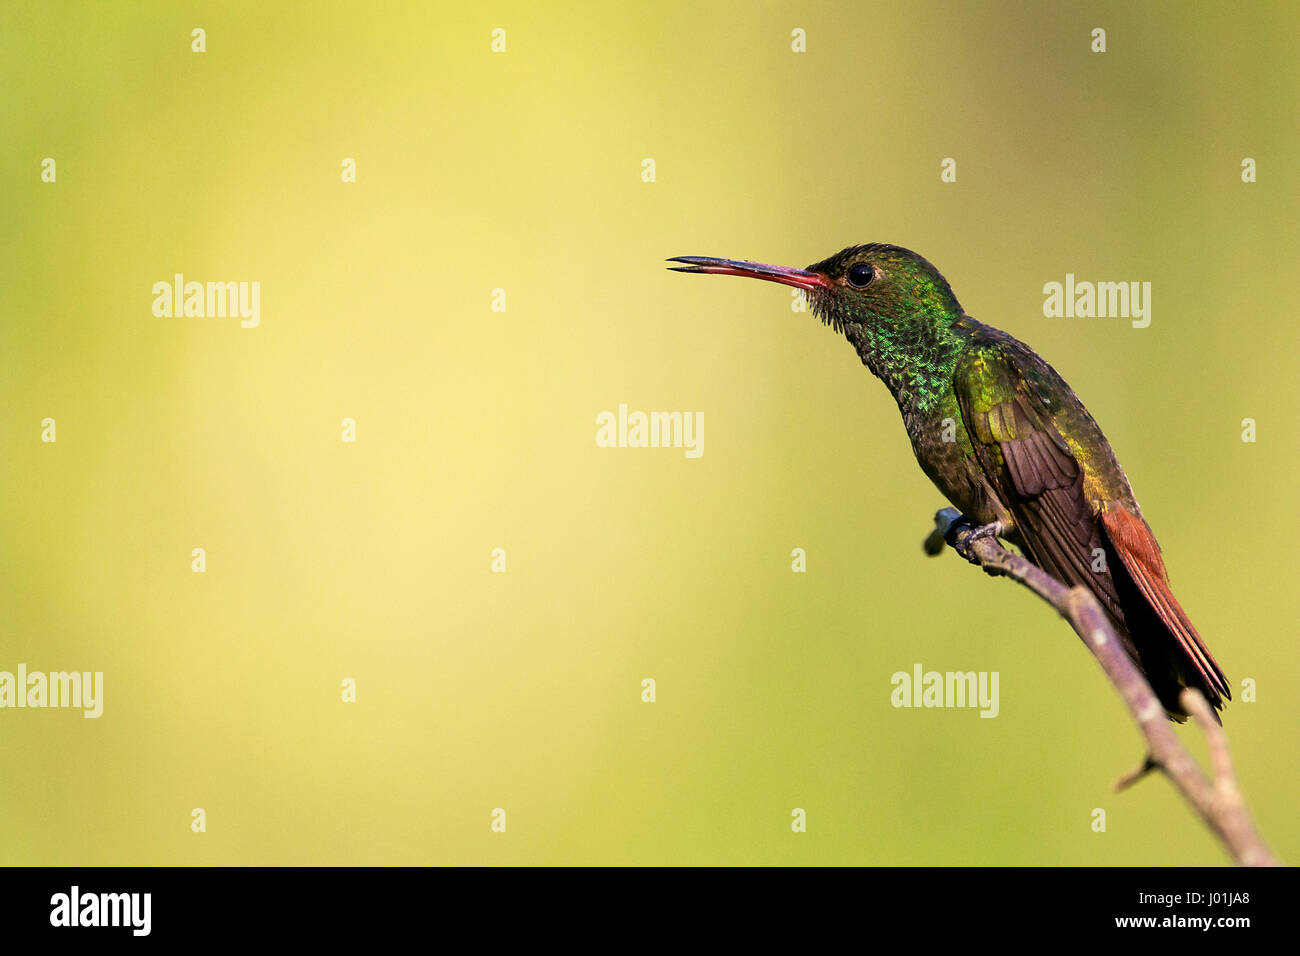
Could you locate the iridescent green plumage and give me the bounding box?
[669,244,1229,720]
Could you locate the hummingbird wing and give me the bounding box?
[954,330,1229,716]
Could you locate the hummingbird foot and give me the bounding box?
[934,512,1005,565]
[925,509,1010,564]
[963,520,1005,545]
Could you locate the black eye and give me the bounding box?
[847,263,875,287]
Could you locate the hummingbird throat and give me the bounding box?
[816,297,966,414]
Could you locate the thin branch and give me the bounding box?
[926,507,1279,867]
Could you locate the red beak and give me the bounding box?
[667,256,829,292]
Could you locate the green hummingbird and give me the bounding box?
[668,244,1229,721]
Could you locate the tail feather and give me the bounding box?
[1100,507,1231,715]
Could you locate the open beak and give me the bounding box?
[666,256,829,292]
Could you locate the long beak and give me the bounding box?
[666,256,828,292]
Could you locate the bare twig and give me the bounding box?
[926,507,1279,867]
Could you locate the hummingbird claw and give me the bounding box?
[938,515,1004,565]
[964,521,1004,544]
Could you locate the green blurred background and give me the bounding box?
[2,1,1296,865]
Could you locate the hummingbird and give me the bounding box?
[668,244,1229,721]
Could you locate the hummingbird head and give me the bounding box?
[667,243,963,335]
[668,244,968,410]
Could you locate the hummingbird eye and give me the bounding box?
[847,263,875,288]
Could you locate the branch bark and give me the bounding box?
[925,507,1279,867]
